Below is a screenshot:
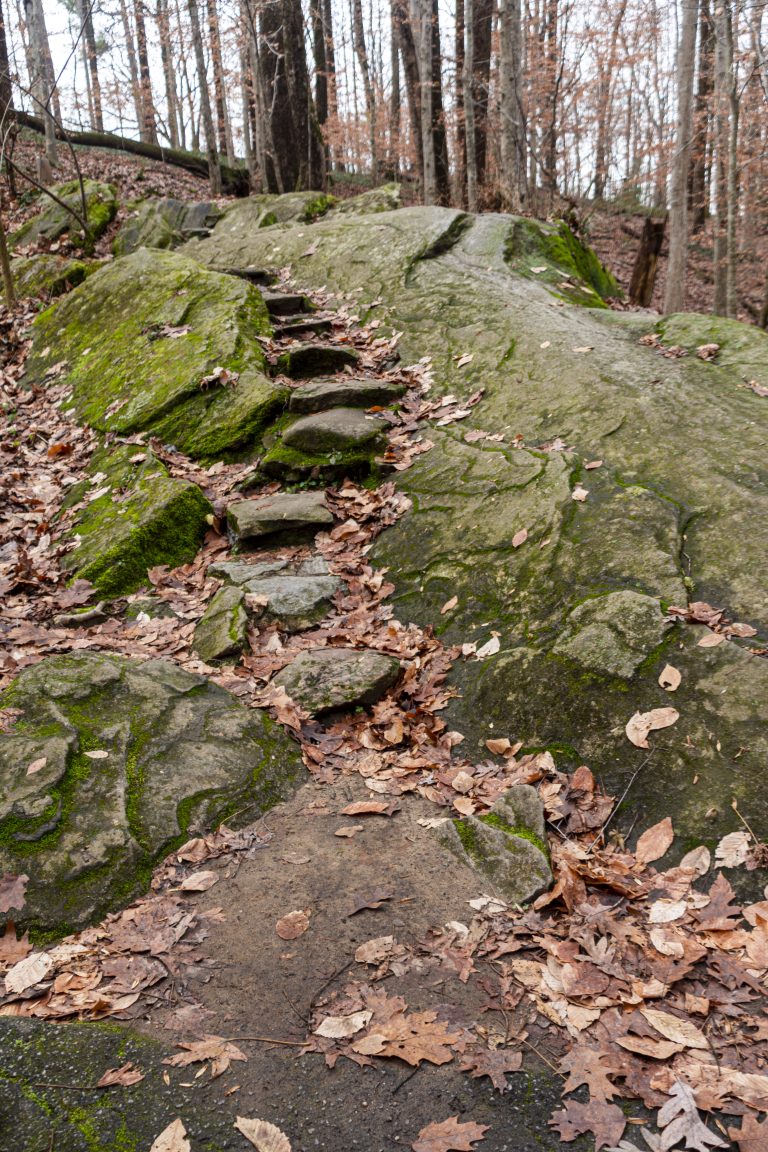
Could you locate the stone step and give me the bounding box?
[288,376,406,414]
[275,343,359,378]
[274,315,333,338]
[281,408,387,454]
[274,647,401,713]
[261,290,314,317]
[212,265,276,286]
[227,490,334,542]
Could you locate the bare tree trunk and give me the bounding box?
[0,0,17,197]
[471,0,492,192]
[629,216,666,306]
[389,6,400,177]
[157,0,181,147]
[23,0,57,165]
[663,0,698,315]
[187,0,221,193]
[207,0,235,163]
[429,0,450,204]
[118,0,143,138]
[134,0,158,143]
[499,0,525,210]
[689,0,713,232]
[593,1,628,199]
[351,0,377,180]
[713,1,738,316]
[0,211,15,306]
[393,0,422,189]
[310,0,328,125]
[78,0,103,132]
[455,0,467,206]
[414,0,435,202]
[464,0,477,211]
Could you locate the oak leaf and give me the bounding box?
[459,1047,522,1091]
[657,1080,727,1150]
[150,1119,190,1152]
[550,1098,626,1150]
[164,1035,248,1079]
[0,873,28,914]
[96,1062,145,1087]
[559,1045,619,1102]
[727,1114,768,1152]
[411,1116,489,1151]
[351,1009,461,1066]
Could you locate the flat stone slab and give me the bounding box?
[0,653,300,936]
[288,376,406,414]
[262,291,314,316]
[193,585,248,663]
[246,574,340,631]
[208,559,289,583]
[552,590,672,679]
[282,408,387,454]
[227,491,334,541]
[438,785,552,904]
[274,647,400,713]
[276,343,360,378]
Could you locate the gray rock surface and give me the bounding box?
[0,653,300,936]
[438,785,552,904]
[246,574,339,631]
[288,376,406,414]
[193,585,248,662]
[274,647,401,712]
[552,591,671,678]
[207,559,289,583]
[276,343,359,377]
[282,409,387,453]
[227,491,334,541]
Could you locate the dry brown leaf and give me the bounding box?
[0,874,28,914]
[164,1035,248,1079]
[355,936,395,964]
[411,1116,489,1152]
[334,825,364,838]
[658,664,681,692]
[639,1007,708,1050]
[179,870,218,892]
[697,632,725,648]
[551,1099,626,1151]
[512,528,528,548]
[714,830,751,869]
[571,484,589,502]
[235,1117,292,1152]
[625,708,679,749]
[615,1035,683,1060]
[585,459,603,469]
[339,801,397,817]
[150,1119,191,1152]
[657,1080,727,1150]
[351,1009,460,1066]
[0,922,31,964]
[727,1114,768,1152]
[314,1010,372,1039]
[485,738,512,756]
[25,757,47,775]
[96,1062,145,1087]
[635,817,674,866]
[459,1048,522,1091]
[441,595,458,614]
[275,910,311,940]
[4,951,54,994]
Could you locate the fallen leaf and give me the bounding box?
[179,870,218,892]
[560,1044,619,1103]
[0,922,31,964]
[615,1036,684,1060]
[571,484,588,502]
[441,595,458,614]
[459,1048,522,1091]
[625,708,679,749]
[697,632,725,648]
[512,529,528,548]
[635,817,674,866]
[657,1080,727,1150]
[334,825,364,838]
[96,1062,145,1087]
[84,750,109,760]
[714,830,751,868]
[165,1036,248,1079]
[658,664,681,692]
[726,621,757,638]
[355,936,395,964]
[585,459,603,469]
[455,353,474,368]
[475,635,500,659]
[150,1119,191,1152]
[352,1009,461,1066]
[276,910,311,939]
[235,1117,292,1152]
[411,1116,489,1151]
[346,890,394,916]
[4,951,54,994]
[572,346,593,353]
[340,801,398,817]
[25,757,47,775]
[640,1007,708,1050]
[314,1010,372,1038]
[728,1114,768,1152]
[551,1099,626,1151]
[678,845,711,875]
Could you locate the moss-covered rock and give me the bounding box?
[656,312,768,390]
[281,408,386,452]
[193,585,248,663]
[11,180,117,250]
[438,785,552,903]
[552,590,672,678]
[274,647,400,713]
[191,205,768,858]
[26,249,285,459]
[335,183,402,214]
[112,197,223,256]
[504,217,621,305]
[11,253,91,299]
[58,444,211,597]
[227,490,334,541]
[0,651,301,939]
[276,343,360,378]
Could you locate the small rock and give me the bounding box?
[208,559,289,584]
[282,409,387,454]
[242,574,339,631]
[288,377,406,414]
[276,343,359,378]
[274,647,401,713]
[227,491,334,542]
[297,555,330,576]
[193,586,248,663]
[437,785,552,905]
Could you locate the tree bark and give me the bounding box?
[429,0,450,204]
[713,1,738,317]
[629,216,666,306]
[351,0,377,180]
[206,0,235,163]
[186,0,221,193]
[415,0,435,202]
[117,0,143,139]
[133,0,158,144]
[464,0,477,211]
[392,0,422,188]
[389,4,400,177]
[499,0,525,210]
[77,0,103,131]
[663,0,698,315]
[470,0,492,191]
[689,0,713,232]
[23,0,57,165]
[455,0,467,206]
[156,0,181,147]
[593,1,628,199]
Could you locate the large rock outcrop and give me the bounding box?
[183,203,768,854]
[0,653,301,938]
[27,248,285,459]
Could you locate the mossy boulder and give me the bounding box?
[274,647,400,712]
[504,217,621,305]
[281,408,386,453]
[438,785,552,904]
[288,375,406,413]
[0,651,301,939]
[656,312,768,390]
[11,179,117,250]
[112,197,223,257]
[26,249,285,459]
[227,490,334,541]
[11,253,90,299]
[193,585,248,663]
[191,204,768,861]
[552,591,672,678]
[335,183,402,215]
[58,444,211,597]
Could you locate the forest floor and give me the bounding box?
[1,141,767,1152]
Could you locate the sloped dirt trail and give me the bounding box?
[2,269,767,1152]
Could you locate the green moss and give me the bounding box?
[454,817,483,862]
[478,812,550,859]
[11,180,117,251]
[503,218,620,306]
[261,438,382,483]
